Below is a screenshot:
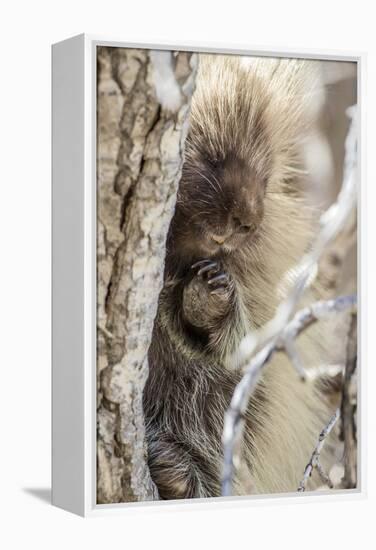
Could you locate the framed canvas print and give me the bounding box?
[52,35,363,516]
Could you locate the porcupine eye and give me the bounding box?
[231,216,254,234]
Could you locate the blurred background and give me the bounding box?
[308,60,357,298]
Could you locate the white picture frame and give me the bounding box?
[52,34,365,517]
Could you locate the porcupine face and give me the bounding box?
[169,149,267,260]
[166,54,314,273]
[176,153,265,256]
[166,57,278,263]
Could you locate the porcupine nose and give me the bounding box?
[211,234,226,245]
[211,219,252,245]
[210,210,256,245]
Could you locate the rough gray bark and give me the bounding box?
[96,47,197,504]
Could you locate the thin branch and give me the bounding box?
[297,408,340,492]
[222,295,356,496]
[277,295,357,380]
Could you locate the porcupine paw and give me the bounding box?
[190,259,231,297]
[182,259,232,329]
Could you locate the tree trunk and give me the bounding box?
[96,46,197,503]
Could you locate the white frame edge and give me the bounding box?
[52,34,85,516]
[51,33,366,517]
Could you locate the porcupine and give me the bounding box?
[143,54,332,499]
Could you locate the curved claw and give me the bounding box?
[197,262,219,277]
[191,259,216,270]
[190,258,230,296]
[208,273,228,286]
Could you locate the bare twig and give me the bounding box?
[277,295,357,380]
[221,105,357,497]
[222,295,356,496]
[297,408,340,492]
